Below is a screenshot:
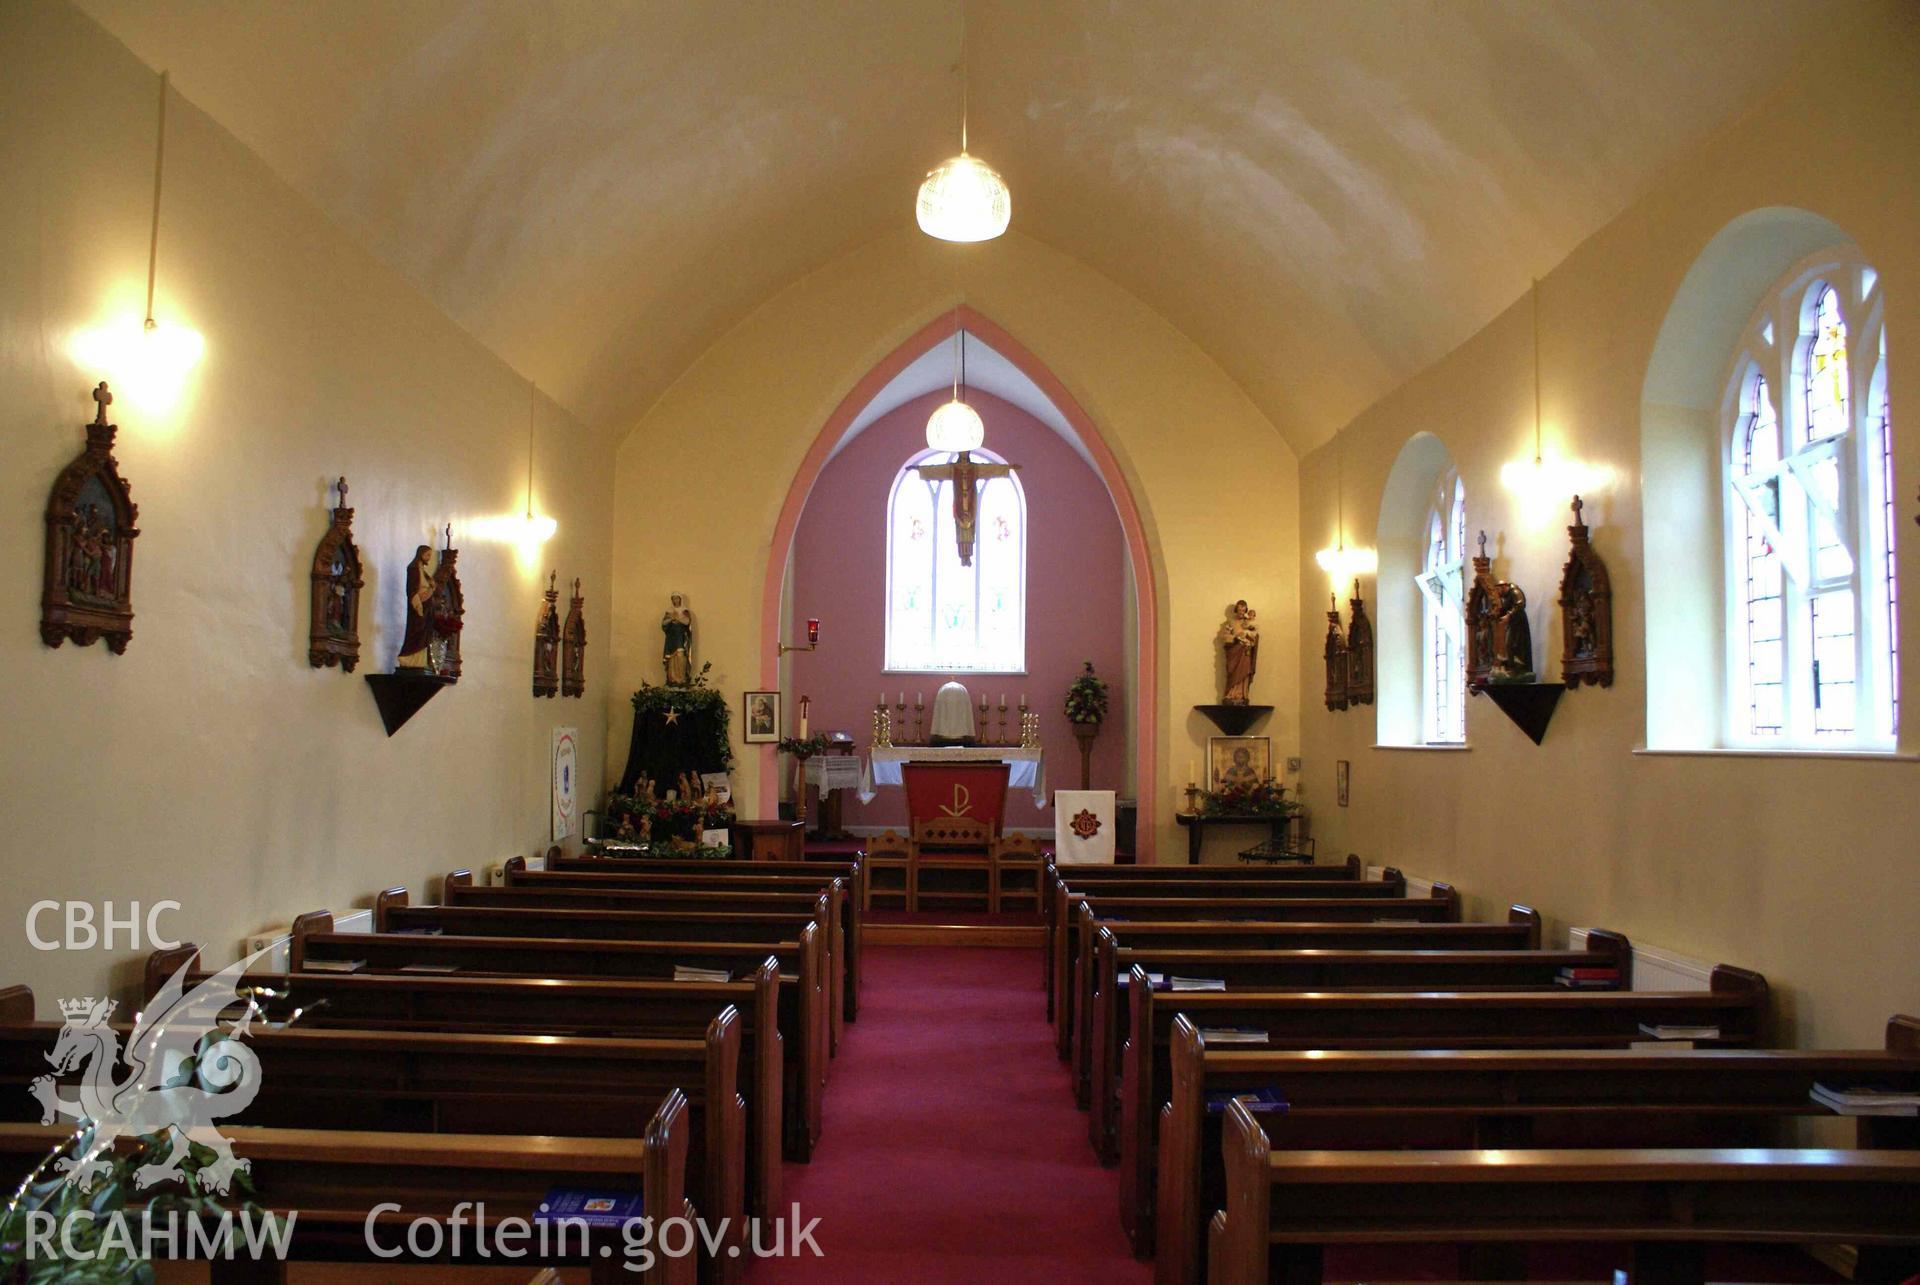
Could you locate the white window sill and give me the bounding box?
[1632,746,1916,762]
[1372,743,1472,752]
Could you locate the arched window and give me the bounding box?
[884,447,1026,672]
[1724,262,1895,746]
[1414,471,1467,744]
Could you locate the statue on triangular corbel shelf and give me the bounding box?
[1465,531,1500,692]
[308,477,363,672]
[1322,594,1349,712]
[396,526,463,681]
[533,571,561,698]
[1344,580,1374,707]
[42,383,139,653]
[1558,495,1614,688]
[561,578,587,698]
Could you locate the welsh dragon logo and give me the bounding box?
[30,950,269,1194]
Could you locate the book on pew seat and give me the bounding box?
[1371,918,1421,925]
[303,959,365,973]
[536,1187,645,1228]
[397,962,461,974]
[1558,966,1620,981]
[1637,1022,1721,1040]
[1196,1026,1269,1045]
[673,964,731,983]
[391,926,444,936]
[1168,976,1227,992]
[1204,1087,1287,1114]
[1116,972,1166,990]
[1810,1083,1920,1116]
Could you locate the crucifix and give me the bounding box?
[914,450,1020,566]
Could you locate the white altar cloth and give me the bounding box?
[803,754,866,794]
[860,746,1048,807]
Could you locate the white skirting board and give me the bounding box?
[1364,862,1435,898]
[239,907,374,972]
[1570,927,1714,991]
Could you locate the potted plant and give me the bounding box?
[1063,661,1109,789]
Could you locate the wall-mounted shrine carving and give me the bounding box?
[533,571,561,697]
[308,477,363,671]
[1344,582,1374,706]
[1558,495,1614,688]
[1322,595,1348,712]
[42,383,140,653]
[561,578,586,698]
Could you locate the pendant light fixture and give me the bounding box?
[915,1,1010,243]
[520,380,557,546]
[1314,432,1377,585]
[1499,278,1612,522]
[72,69,204,415]
[925,314,986,452]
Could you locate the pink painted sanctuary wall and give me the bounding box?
[788,388,1127,831]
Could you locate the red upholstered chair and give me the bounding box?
[901,761,1010,912]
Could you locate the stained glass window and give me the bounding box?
[1415,472,1467,744]
[884,448,1026,672]
[1724,265,1896,747]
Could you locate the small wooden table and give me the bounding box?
[1172,811,1307,866]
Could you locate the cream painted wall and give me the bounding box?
[1,2,615,1012]
[1296,7,1920,1048]
[610,230,1299,865]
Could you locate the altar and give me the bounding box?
[860,745,1048,807]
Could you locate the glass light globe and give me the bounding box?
[915,152,1011,243]
[925,398,986,452]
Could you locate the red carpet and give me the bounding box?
[747,946,1149,1283]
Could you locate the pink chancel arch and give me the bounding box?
[758,306,1161,856]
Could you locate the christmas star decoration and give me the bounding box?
[662,707,680,726]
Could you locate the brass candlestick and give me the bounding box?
[911,699,925,746]
[873,702,893,748]
[996,700,1008,745]
[977,695,991,744]
[895,699,908,745]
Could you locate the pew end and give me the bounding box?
[372,885,408,930]
[286,909,334,972]
[0,985,33,1023]
[1508,903,1541,948]
[145,943,202,999]
[1429,880,1461,920]
[442,867,476,895]
[506,854,528,874]
[1889,1013,1920,1055]
[1585,927,1633,987]
[1379,865,1404,889]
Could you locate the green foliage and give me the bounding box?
[1064,660,1110,725]
[620,663,735,791]
[1200,779,1300,817]
[776,734,831,758]
[0,1122,280,1282]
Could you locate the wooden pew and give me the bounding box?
[441,872,846,1052]
[1070,905,1542,1103]
[1157,1014,1920,1281]
[1055,878,1458,1061]
[505,855,862,1026]
[381,885,831,1111]
[1042,857,1365,1016]
[1208,1103,1920,1285]
[1120,962,1772,1269]
[274,924,786,1215]
[1085,929,1630,1164]
[549,853,869,948]
[0,1112,695,1285]
[0,1002,750,1280]
[148,942,816,1176]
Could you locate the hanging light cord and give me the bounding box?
[1531,278,1543,465]
[144,71,169,332]
[525,382,537,519]
[959,0,969,153]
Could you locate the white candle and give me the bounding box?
[1021,692,1027,707]
[1188,759,1196,784]
[898,691,905,706]
[1000,693,1006,707]
[879,692,885,706]
[799,704,809,738]
[917,690,924,705]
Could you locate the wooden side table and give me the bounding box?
[1172,811,1306,866]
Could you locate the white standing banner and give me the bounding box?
[1054,789,1117,864]
[551,726,578,841]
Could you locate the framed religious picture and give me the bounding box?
[1207,735,1272,793]
[1336,759,1351,808]
[743,690,780,743]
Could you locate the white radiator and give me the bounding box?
[240,908,374,971]
[1364,862,1435,899]
[1569,927,1714,991]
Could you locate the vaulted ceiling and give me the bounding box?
[77,0,1855,454]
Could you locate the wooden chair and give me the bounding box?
[864,829,910,910]
[901,761,1011,913]
[910,815,995,912]
[991,832,1044,913]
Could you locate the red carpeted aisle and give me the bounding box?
[746,945,1150,1283]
